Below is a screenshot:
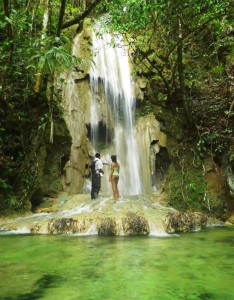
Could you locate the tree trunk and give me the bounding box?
[29,0,41,36]
[2,0,14,89]
[42,0,51,38]
[48,75,55,144]
[61,0,101,30]
[34,0,51,93]
[3,0,13,40]
[56,0,67,37]
[177,20,184,98]
[177,15,193,125]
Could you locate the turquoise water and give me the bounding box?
[0,227,233,300]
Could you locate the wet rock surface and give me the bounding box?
[122,212,149,236]
[0,193,229,236]
[164,211,208,233]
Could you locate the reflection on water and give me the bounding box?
[0,227,234,300]
[2,274,63,300]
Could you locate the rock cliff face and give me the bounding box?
[60,22,94,194]
[30,119,71,210]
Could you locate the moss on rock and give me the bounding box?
[48,218,78,234]
[122,212,149,236]
[97,217,117,236]
[164,211,207,233]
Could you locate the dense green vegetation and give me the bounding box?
[0,0,80,211]
[0,0,233,215]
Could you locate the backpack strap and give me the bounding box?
[91,159,97,174]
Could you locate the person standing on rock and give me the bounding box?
[109,155,120,200]
[90,153,104,200]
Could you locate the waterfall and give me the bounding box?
[61,26,163,196]
[89,32,142,196]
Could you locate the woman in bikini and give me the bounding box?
[109,155,120,200]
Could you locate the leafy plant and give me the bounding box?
[167,166,209,212]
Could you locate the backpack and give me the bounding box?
[90,159,97,175]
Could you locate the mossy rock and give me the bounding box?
[48,218,78,234]
[122,212,149,236]
[164,211,207,233]
[97,218,117,236]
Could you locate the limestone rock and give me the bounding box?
[122,212,149,236]
[164,211,207,233]
[48,218,78,234]
[0,194,217,236]
[226,211,234,224]
[97,217,117,236]
[226,163,234,197]
[34,197,58,213]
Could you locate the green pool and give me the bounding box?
[0,227,233,300]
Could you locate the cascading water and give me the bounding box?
[89,32,142,196]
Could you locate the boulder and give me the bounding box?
[164,211,207,233]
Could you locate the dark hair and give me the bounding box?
[95,153,100,158]
[111,155,117,162]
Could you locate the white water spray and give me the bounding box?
[90,32,142,195]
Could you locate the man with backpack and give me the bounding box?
[90,153,104,200]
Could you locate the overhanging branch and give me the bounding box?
[61,0,102,30]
